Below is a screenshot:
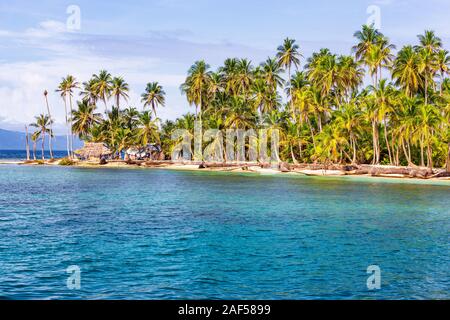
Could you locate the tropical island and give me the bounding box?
[14,25,450,180]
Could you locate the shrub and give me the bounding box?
[59,158,75,166]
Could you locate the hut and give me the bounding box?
[75,142,112,161]
[125,144,164,161]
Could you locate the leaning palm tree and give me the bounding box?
[30,114,52,161]
[43,90,54,159]
[92,70,113,113]
[417,30,442,54]
[276,38,301,113]
[111,77,129,108]
[141,82,165,117]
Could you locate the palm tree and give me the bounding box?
[43,90,54,159]
[141,82,166,117]
[353,24,381,62]
[30,114,52,160]
[137,111,160,146]
[277,38,301,114]
[92,70,113,112]
[71,101,102,139]
[80,79,99,105]
[417,48,438,105]
[181,61,212,121]
[416,30,442,104]
[234,59,254,99]
[260,57,285,92]
[111,77,129,108]
[392,46,422,98]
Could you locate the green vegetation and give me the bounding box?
[28,25,450,171]
[58,157,76,166]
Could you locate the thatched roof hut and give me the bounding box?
[75,142,112,160]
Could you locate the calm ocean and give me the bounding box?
[0,165,448,299]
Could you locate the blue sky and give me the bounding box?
[1,0,450,133]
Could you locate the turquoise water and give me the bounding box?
[0,165,448,300]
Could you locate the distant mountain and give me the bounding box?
[0,128,83,150]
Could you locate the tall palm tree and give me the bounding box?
[141,82,166,117]
[56,76,78,157]
[277,38,301,114]
[417,30,442,54]
[416,103,442,169]
[111,77,129,108]
[43,90,54,159]
[353,24,381,62]
[181,61,212,121]
[30,114,52,160]
[368,79,396,164]
[92,70,113,113]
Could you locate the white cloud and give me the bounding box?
[0,56,187,133]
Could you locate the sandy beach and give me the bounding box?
[2,159,449,182]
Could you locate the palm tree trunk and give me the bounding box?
[104,98,108,114]
[420,135,425,167]
[425,76,428,105]
[25,125,30,161]
[402,139,412,166]
[63,96,70,157]
[298,141,303,161]
[290,145,298,164]
[69,95,74,158]
[351,135,357,164]
[33,140,36,160]
[446,142,450,172]
[307,118,316,152]
[288,65,294,117]
[41,130,45,160]
[44,94,54,159]
[426,140,433,171]
[317,113,323,132]
[383,118,392,164]
[372,121,378,164]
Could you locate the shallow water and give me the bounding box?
[0,165,448,299]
